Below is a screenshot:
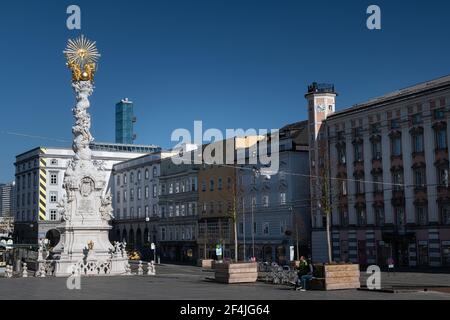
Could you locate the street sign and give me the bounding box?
[151,243,155,250]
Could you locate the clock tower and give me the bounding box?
[306,82,337,263]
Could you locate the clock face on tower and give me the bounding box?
[316,104,326,112]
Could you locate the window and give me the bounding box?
[218,178,223,190]
[392,171,404,191]
[436,128,447,150]
[373,174,383,192]
[340,180,348,196]
[137,187,142,200]
[239,222,244,235]
[153,185,157,198]
[130,188,134,201]
[175,182,180,193]
[145,205,149,217]
[227,177,232,190]
[50,173,58,185]
[438,167,449,187]
[441,204,450,225]
[130,172,134,183]
[262,195,269,208]
[152,167,157,178]
[50,210,57,221]
[280,192,286,205]
[263,222,269,235]
[169,183,173,194]
[414,168,426,188]
[124,174,127,184]
[145,169,149,179]
[50,192,58,203]
[354,126,363,137]
[375,207,385,226]
[191,177,197,191]
[137,207,142,218]
[412,133,424,153]
[434,108,445,120]
[354,143,363,162]
[355,178,365,194]
[181,181,185,193]
[391,119,400,129]
[412,113,423,125]
[153,205,157,216]
[391,136,402,156]
[371,123,381,134]
[416,206,428,225]
[201,180,206,192]
[339,208,349,226]
[210,179,214,191]
[123,190,127,202]
[130,207,135,218]
[181,204,186,216]
[169,205,173,217]
[209,202,214,213]
[161,228,166,241]
[395,207,406,226]
[337,146,347,164]
[145,186,149,199]
[357,208,366,226]
[116,175,121,186]
[137,170,141,181]
[372,140,382,160]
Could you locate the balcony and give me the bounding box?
[307,82,335,94]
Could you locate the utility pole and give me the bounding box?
[242,198,246,261]
[233,167,238,263]
[251,199,255,259]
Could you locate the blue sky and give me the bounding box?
[0,0,450,182]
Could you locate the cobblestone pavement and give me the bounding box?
[0,264,449,300]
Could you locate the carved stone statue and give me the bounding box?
[100,192,114,221]
[48,36,127,277]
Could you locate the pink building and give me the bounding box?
[308,76,450,268]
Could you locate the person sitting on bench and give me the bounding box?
[298,259,314,291]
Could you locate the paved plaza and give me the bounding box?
[1,264,450,300]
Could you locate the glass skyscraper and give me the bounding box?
[115,98,136,144]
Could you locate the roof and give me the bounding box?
[328,74,450,120]
[279,120,308,146]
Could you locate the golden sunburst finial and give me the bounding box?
[64,35,101,82]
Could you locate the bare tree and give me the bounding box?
[320,168,332,263]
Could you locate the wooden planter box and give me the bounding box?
[311,264,360,291]
[214,262,258,284]
[198,259,214,269]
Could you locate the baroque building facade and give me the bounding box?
[309,75,450,268]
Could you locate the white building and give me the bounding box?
[13,143,158,245]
